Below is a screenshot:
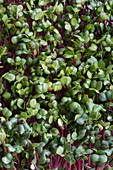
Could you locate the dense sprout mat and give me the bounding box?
[0,0,113,169]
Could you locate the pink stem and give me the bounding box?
[77,159,81,170]
[26,139,29,149]
[14,166,17,170]
[68,165,71,170]
[46,43,49,50]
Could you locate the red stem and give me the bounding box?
[6,0,9,5]
[108,105,113,113]
[109,100,113,103]
[71,163,77,169]
[13,152,20,164]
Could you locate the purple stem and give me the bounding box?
[64,1,67,13]
[25,100,27,110]
[61,129,64,137]
[96,93,99,104]
[54,155,61,168]
[82,159,84,170]
[80,53,83,61]
[102,128,105,140]
[26,159,30,169]
[58,157,64,167]
[74,58,76,67]
[112,130,113,136]
[50,72,52,81]
[52,22,54,26]
[88,142,92,167]
[36,153,39,168]
[63,162,68,169]
[3,79,6,90]
[71,163,77,169]
[26,139,29,149]
[77,159,81,170]
[50,155,53,168]
[27,16,32,31]
[74,139,79,147]
[56,90,58,98]
[31,49,35,59]
[3,102,5,108]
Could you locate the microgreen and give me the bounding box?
[0,0,113,169]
